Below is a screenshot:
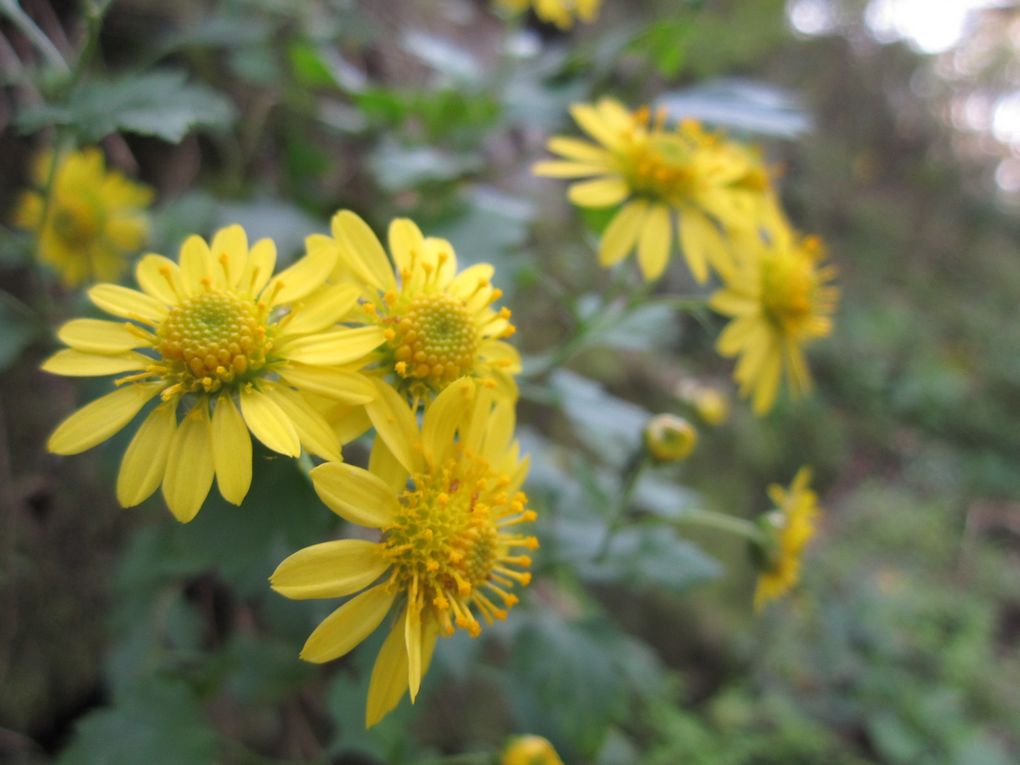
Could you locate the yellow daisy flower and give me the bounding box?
[534,98,777,282]
[13,147,153,287]
[314,210,520,406]
[271,378,536,727]
[709,223,838,414]
[497,0,600,29]
[754,467,820,610]
[42,225,383,522]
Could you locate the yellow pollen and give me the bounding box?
[155,290,270,395]
[385,292,479,392]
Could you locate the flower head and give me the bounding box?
[13,147,153,287]
[316,211,519,406]
[42,225,382,521]
[502,735,565,765]
[710,223,838,414]
[534,99,776,282]
[753,467,820,610]
[497,0,600,29]
[644,414,697,462]
[675,380,730,426]
[272,378,535,727]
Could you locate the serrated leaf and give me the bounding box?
[17,70,235,143]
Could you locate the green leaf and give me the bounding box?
[56,678,218,765]
[17,70,235,143]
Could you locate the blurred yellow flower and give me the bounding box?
[676,380,730,426]
[710,224,838,414]
[644,413,697,462]
[272,378,535,727]
[42,225,381,522]
[497,0,600,29]
[13,147,153,287]
[502,735,565,765]
[534,98,776,282]
[318,211,520,406]
[754,467,820,610]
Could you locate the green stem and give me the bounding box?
[595,449,649,561]
[671,508,763,542]
[0,0,69,73]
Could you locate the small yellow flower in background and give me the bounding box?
[502,735,565,765]
[42,225,381,522]
[317,210,520,407]
[534,98,776,282]
[753,467,820,610]
[710,223,838,415]
[497,0,600,30]
[13,147,153,287]
[644,413,697,462]
[675,380,730,426]
[272,378,536,727]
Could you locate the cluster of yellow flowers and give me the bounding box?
[31,149,533,726]
[536,97,839,416]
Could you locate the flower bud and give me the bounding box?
[676,380,729,425]
[501,735,565,765]
[644,414,697,462]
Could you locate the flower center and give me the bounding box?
[381,451,535,637]
[156,291,271,394]
[389,292,479,390]
[628,134,695,200]
[761,253,815,333]
[52,198,101,246]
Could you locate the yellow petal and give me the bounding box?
[459,384,495,455]
[279,326,386,366]
[547,136,612,163]
[309,462,399,528]
[422,377,474,465]
[260,384,341,462]
[366,619,409,728]
[209,224,248,289]
[161,403,215,523]
[364,378,423,474]
[47,383,161,455]
[680,209,732,284]
[240,238,277,297]
[637,204,671,281]
[88,284,167,324]
[405,603,423,702]
[331,210,397,292]
[136,254,184,305]
[262,242,337,308]
[567,177,629,208]
[211,394,252,505]
[178,235,213,295]
[41,349,149,377]
[449,263,495,300]
[387,218,425,275]
[278,364,376,404]
[239,386,301,456]
[279,282,361,336]
[532,160,604,178]
[368,436,408,494]
[569,103,623,149]
[482,398,516,461]
[270,540,389,600]
[752,348,782,415]
[300,585,395,663]
[709,289,757,317]
[57,319,147,354]
[117,402,176,507]
[599,200,648,267]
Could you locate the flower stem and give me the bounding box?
[671,508,763,542]
[0,0,69,74]
[594,449,650,561]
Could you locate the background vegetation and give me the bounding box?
[1,0,1018,763]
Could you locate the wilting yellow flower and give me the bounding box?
[497,0,600,29]
[644,414,697,462]
[272,378,535,727]
[754,467,820,610]
[314,210,520,406]
[710,224,838,414]
[42,225,382,522]
[502,735,565,765]
[534,98,776,282]
[13,147,153,287]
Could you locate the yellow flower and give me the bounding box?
[502,735,565,765]
[272,378,535,727]
[709,223,838,414]
[754,467,820,610]
[13,147,153,287]
[497,0,600,29]
[315,210,520,406]
[644,414,697,462]
[534,99,776,282]
[42,225,383,522]
[676,380,730,426]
